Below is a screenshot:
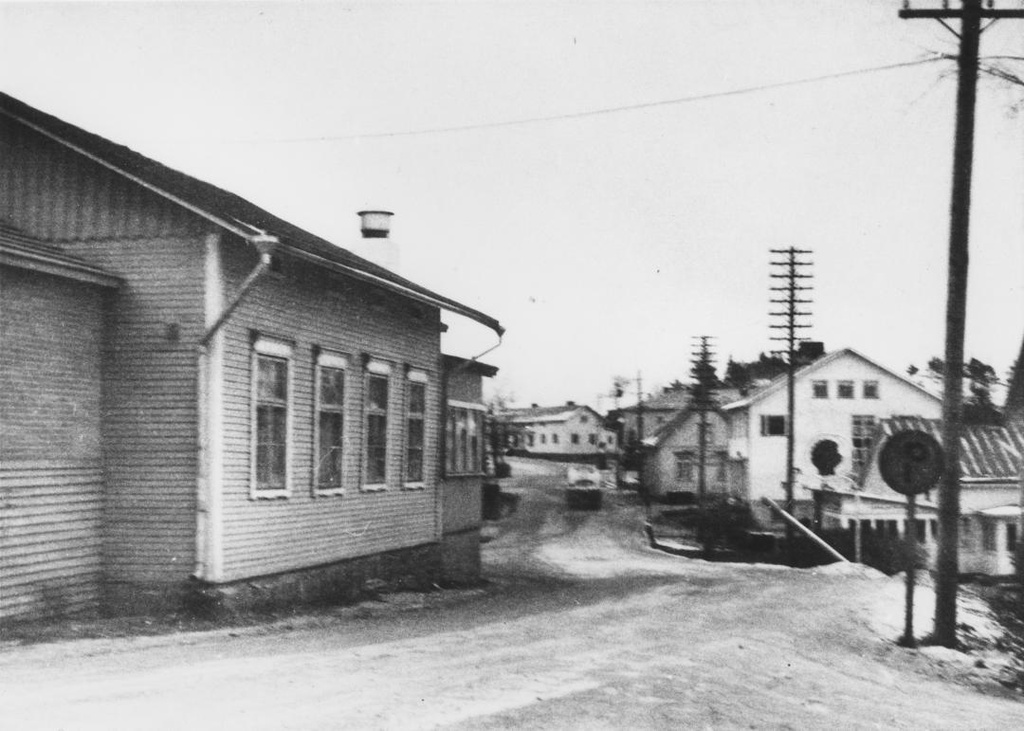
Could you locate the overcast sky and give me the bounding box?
[2,0,1022,408]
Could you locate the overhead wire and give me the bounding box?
[182,55,950,145]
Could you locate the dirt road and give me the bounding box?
[2,459,1023,729]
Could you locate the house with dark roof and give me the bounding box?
[812,416,1024,576]
[619,387,742,446]
[0,92,502,622]
[497,402,616,459]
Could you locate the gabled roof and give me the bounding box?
[642,406,729,448]
[621,390,692,413]
[497,404,604,425]
[621,387,743,414]
[0,221,120,288]
[873,416,1024,483]
[0,92,502,335]
[722,348,938,411]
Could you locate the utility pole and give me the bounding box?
[900,0,1024,649]
[691,337,718,518]
[636,371,645,444]
[769,248,813,562]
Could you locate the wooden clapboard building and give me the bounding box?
[0,92,502,622]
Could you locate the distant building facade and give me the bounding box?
[500,402,616,457]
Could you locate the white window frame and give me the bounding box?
[313,351,348,496]
[837,380,855,399]
[363,359,392,491]
[251,336,293,499]
[812,380,829,399]
[863,380,879,399]
[446,400,486,476]
[404,369,429,489]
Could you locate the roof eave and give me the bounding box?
[0,248,121,288]
[283,246,504,336]
[2,99,503,337]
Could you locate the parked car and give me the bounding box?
[566,464,601,486]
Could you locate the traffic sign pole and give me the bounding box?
[901,493,918,648]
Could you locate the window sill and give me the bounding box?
[361,483,388,493]
[402,482,426,491]
[314,487,346,497]
[251,488,290,500]
[446,471,486,478]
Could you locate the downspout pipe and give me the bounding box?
[201,234,280,347]
[195,233,279,583]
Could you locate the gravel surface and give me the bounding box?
[1,457,1023,729]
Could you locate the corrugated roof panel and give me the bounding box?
[878,416,1022,481]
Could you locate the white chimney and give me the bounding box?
[355,210,399,273]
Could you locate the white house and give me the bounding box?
[500,402,616,458]
[723,348,942,525]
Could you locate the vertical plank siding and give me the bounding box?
[218,243,444,581]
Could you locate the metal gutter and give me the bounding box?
[284,246,505,337]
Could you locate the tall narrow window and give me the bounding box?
[675,452,694,484]
[406,371,427,485]
[365,361,391,488]
[252,337,292,496]
[851,415,876,477]
[314,352,346,493]
[446,401,485,475]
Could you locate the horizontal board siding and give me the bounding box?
[0,268,105,463]
[217,244,444,581]
[70,236,203,586]
[3,123,208,590]
[0,462,104,621]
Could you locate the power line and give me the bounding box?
[171,55,947,145]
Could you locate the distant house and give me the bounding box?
[640,407,744,500]
[0,92,503,622]
[620,387,742,446]
[499,402,616,458]
[813,416,1024,576]
[723,348,942,524]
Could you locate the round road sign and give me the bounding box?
[879,430,944,496]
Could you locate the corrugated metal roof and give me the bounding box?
[878,416,1023,481]
[0,92,501,335]
[0,220,120,287]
